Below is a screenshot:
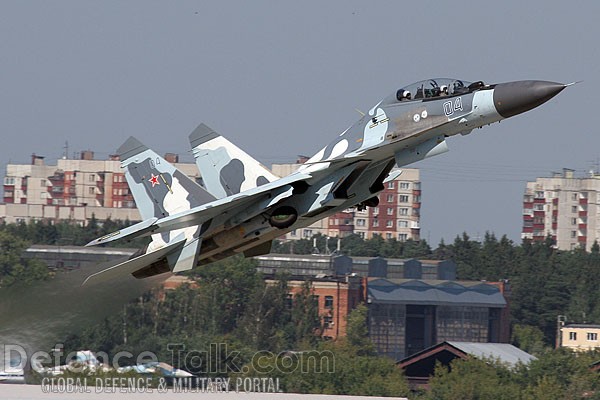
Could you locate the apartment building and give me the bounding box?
[272,161,421,241]
[2,152,199,224]
[3,152,420,242]
[522,168,600,251]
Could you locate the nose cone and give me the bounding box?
[493,80,566,118]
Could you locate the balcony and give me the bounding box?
[579,236,587,243]
[579,211,588,218]
[579,224,587,231]
[523,209,534,216]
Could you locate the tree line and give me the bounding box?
[2,219,600,345]
[3,219,600,396]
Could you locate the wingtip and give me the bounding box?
[189,123,220,148]
[116,136,148,160]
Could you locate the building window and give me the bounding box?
[387,182,394,189]
[386,233,392,239]
[398,220,408,228]
[358,232,365,239]
[356,219,366,227]
[588,332,598,341]
[4,177,15,185]
[311,295,319,306]
[323,316,333,328]
[386,220,393,227]
[373,207,379,215]
[572,193,578,201]
[400,182,410,189]
[40,179,46,187]
[569,331,577,341]
[534,204,544,211]
[387,207,394,215]
[290,230,297,237]
[324,296,333,309]
[373,219,379,227]
[571,231,577,238]
[399,195,409,203]
[572,206,577,213]
[303,229,312,237]
[535,191,544,198]
[399,208,408,216]
[386,194,394,203]
[398,233,408,241]
[88,187,95,195]
[89,174,95,182]
[572,218,577,225]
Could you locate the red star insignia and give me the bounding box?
[148,174,160,187]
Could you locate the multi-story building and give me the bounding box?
[272,161,421,241]
[265,275,365,340]
[522,168,600,251]
[4,151,420,242]
[2,152,199,224]
[254,253,509,356]
[559,324,600,351]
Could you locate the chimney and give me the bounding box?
[80,150,94,160]
[164,153,179,163]
[31,153,45,166]
[563,168,574,179]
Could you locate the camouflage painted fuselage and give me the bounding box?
[84,79,567,284]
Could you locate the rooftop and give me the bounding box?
[367,278,506,307]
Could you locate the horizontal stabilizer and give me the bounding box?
[85,218,158,246]
[82,237,186,286]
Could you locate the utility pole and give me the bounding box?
[556,315,567,349]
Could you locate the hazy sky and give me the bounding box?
[1,1,597,246]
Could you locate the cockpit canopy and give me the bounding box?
[390,78,485,103]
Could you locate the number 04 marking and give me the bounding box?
[443,97,464,117]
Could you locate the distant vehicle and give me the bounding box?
[84,79,569,285]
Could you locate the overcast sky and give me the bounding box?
[1,1,597,246]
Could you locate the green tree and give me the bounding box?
[345,304,375,356]
[426,357,521,400]
[511,324,546,356]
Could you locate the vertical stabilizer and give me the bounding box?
[113,137,215,274]
[117,136,216,220]
[189,123,279,199]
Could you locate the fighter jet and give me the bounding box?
[83,79,569,285]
